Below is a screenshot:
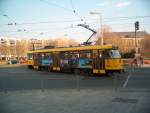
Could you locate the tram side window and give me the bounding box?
[45,53,51,59]
[70,53,79,66]
[60,52,70,66]
[60,52,79,66]
[40,53,51,59]
[79,51,92,66]
[45,53,53,64]
[37,53,42,63]
[33,53,38,60]
[27,53,33,60]
[39,53,53,65]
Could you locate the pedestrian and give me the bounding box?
[133,57,138,67]
[131,58,135,67]
[140,56,144,67]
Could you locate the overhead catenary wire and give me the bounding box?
[104,15,150,20]
[89,21,150,26]
[0,15,150,26]
[0,9,29,33]
[40,0,86,24]
[40,0,73,12]
[70,0,85,23]
[1,1,150,35]
[0,0,86,32]
[1,1,150,26]
[0,9,17,24]
[103,16,150,22]
[0,19,81,26]
[1,1,150,37]
[40,0,85,24]
[1,21,150,33]
[0,25,79,33]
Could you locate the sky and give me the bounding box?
[0,0,150,42]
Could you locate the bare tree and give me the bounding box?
[141,35,150,57]
[69,38,79,47]
[0,44,10,60]
[96,25,122,50]
[0,44,9,56]
[16,39,28,57]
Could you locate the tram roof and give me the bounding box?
[27,44,113,53]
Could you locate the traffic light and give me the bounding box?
[135,21,139,30]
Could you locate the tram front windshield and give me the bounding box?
[27,53,33,60]
[109,50,121,58]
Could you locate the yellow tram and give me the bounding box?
[27,44,123,75]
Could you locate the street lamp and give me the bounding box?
[89,11,103,45]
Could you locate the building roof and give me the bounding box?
[114,31,149,38]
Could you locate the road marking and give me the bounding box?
[47,77,83,80]
[123,75,131,88]
[47,78,68,80]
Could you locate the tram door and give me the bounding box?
[52,52,60,71]
[93,50,105,74]
[33,53,39,69]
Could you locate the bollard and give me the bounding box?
[74,69,80,91]
[3,79,7,93]
[76,74,80,91]
[41,78,44,92]
[113,73,118,92]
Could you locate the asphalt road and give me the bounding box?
[0,64,128,91]
[0,64,150,113]
[0,64,150,92]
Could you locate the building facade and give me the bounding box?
[103,31,149,53]
[0,37,17,60]
[28,39,44,50]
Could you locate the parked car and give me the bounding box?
[19,58,27,64]
[7,58,18,64]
